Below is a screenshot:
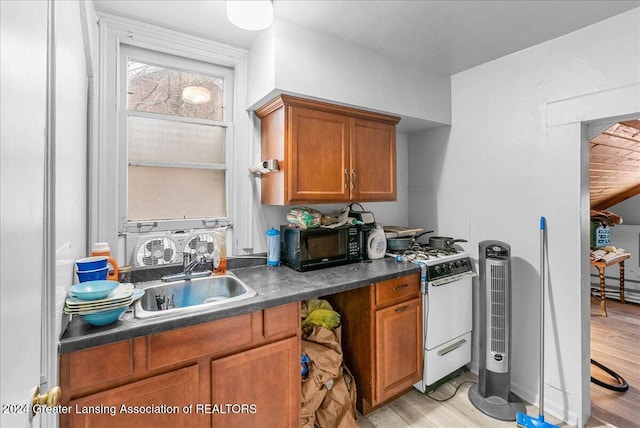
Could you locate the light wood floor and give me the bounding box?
[590,298,640,428]
[357,298,639,428]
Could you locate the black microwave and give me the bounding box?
[280,225,362,271]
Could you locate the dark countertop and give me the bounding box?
[59,257,420,354]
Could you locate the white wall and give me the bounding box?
[246,19,425,252]
[248,17,452,129]
[55,0,91,337]
[407,126,450,233]
[408,8,640,426]
[610,195,640,225]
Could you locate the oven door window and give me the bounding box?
[301,232,346,262]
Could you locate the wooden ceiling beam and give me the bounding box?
[619,119,640,131]
[589,163,640,173]
[600,132,640,145]
[592,182,640,210]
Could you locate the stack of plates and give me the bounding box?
[65,283,144,326]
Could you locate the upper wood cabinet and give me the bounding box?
[256,95,400,205]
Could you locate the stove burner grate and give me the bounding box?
[387,244,461,260]
[387,244,473,281]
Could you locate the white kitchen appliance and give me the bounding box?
[366,224,387,259]
[390,243,476,392]
[468,240,525,421]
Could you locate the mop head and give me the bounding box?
[516,412,560,428]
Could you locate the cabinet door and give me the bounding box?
[211,336,299,428]
[375,297,422,404]
[350,118,396,201]
[288,106,350,202]
[68,365,198,427]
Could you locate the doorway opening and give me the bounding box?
[586,118,640,427]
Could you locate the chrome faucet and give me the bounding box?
[183,252,205,275]
[161,251,211,282]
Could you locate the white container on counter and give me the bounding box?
[367,224,387,260]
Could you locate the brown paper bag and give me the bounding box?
[300,326,358,428]
[314,367,358,428]
[301,374,326,428]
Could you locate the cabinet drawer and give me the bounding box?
[147,314,252,369]
[424,332,471,387]
[375,274,420,307]
[264,302,300,339]
[68,341,133,391]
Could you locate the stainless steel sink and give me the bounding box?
[134,273,257,319]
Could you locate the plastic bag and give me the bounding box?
[287,207,321,229]
[302,308,341,330]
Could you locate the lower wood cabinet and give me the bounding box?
[68,365,199,428]
[375,298,422,404]
[326,273,422,415]
[59,302,300,427]
[211,337,299,428]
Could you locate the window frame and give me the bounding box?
[93,14,252,259]
[118,45,234,233]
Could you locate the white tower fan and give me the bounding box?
[468,240,525,420]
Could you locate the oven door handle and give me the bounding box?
[429,271,476,287]
[437,338,467,356]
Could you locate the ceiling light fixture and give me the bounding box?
[181,86,212,105]
[226,0,273,31]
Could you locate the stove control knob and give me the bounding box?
[449,262,455,271]
[454,260,461,268]
[434,266,441,274]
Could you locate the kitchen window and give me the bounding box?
[120,46,233,229]
[94,16,251,259]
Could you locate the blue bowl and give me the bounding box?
[77,267,108,283]
[80,305,127,326]
[70,280,119,300]
[75,256,108,271]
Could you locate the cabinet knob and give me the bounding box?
[344,169,350,189]
[351,169,357,189]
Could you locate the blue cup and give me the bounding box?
[77,266,109,283]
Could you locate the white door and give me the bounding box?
[1,1,50,426]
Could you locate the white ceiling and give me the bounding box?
[93,0,639,75]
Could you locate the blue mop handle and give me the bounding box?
[540,216,546,231]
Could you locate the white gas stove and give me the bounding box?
[387,246,473,285]
[387,244,476,390]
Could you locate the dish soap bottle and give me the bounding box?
[91,242,119,281]
[213,228,227,274]
[367,224,387,260]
